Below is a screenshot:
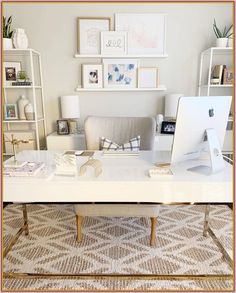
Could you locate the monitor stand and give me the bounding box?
[188,128,225,175]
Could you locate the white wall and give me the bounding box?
[4,2,232,134]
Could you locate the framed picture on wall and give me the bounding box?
[103,59,138,88]
[115,13,166,55]
[3,61,21,86]
[82,64,103,88]
[101,31,127,55]
[138,67,158,88]
[77,17,111,54]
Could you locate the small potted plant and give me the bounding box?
[3,16,13,50]
[213,19,233,47]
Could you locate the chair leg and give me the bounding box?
[150,217,157,246]
[76,215,83,242]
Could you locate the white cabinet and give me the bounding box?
[3,49,47,154]
[46,132,86,150]
[198,47,233,154]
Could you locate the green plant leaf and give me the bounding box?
[225,24,233,37]
[213,25,221,38]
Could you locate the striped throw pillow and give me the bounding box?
[101,136,140,151]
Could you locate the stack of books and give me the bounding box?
[12,81,32,86]
[4,162,45,176]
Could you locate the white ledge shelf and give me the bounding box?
[74,54,168,58]
[4,86,42,89]
[200,84,233,88]
[4,118,44,123]
[75,86,167,92]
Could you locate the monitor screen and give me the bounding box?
[171,96,232,165]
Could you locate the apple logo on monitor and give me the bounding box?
[209,108,214,117]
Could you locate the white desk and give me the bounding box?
[3,150,232,204]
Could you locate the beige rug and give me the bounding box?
[3,204,233,291]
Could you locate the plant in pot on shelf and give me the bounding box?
[213,19,233,48]
[3,16,13,50]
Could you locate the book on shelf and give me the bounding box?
[210,64,226,85]
[11,81,32,86]
[4,162,45,176]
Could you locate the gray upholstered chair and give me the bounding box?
[74,116,159,246]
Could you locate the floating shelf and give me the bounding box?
[3,86,42,89]
[75,86,167,92]
[4,118,44,123]
[74,54,168,58]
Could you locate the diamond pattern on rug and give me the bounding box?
[3,204,233,290]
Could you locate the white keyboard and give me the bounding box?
[103,150,139,156]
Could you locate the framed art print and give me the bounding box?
[82,64,103,88]
[103,59,138,88]
[115,13,166,55]
[101,31,127,55]
[3,62,21,86]
[77,17,111,54]
[4,104,18,120]
[138,67,158,88]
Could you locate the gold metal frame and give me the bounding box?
[3,203,233,281]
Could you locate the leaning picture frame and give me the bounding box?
[4,104,18,120]
[57,120,70,135]
[138,67,158,88]
[115,13,167,55]
[101,31,127,55]
[103,59,138,88]
[77,17,111,54]
[82,64,103,88]
[223,68,233,84]
[3,61,21,86]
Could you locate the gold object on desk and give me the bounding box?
[79,157,102,177]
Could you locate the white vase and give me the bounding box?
[228,38,233,48]
[24,103,35,120]
[3,38,13,50]
[18,95,30,120]
[216,38,228,47]
[12,28,28,49]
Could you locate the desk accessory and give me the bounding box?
[54,153,77,175]
[149,164,173,177]
[4,134,34,168]
[4,162,45,176]
[79,158,102,177]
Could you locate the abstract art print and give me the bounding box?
[103,59,138,88]
[115,14,166,55]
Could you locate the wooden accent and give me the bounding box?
[76,215,83,242]
[150,217,157,246]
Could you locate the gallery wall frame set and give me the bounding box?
[77,14,167,56]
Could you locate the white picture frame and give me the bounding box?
[82,64,103,88]
[138,67,158,88]
[103,59,138,88]
[115,13,166,55]
[101,31,127,55]
[77,17,111,54]
[3,61,21,86]
[4,104,18,120]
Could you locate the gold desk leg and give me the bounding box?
[203,204,210,237]
[3,204,29,258]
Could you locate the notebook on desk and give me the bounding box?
[4,162,45,177]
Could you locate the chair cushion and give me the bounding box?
[101,135,140,151]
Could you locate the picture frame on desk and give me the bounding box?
[57,120,70,135]
[161,121,176,134]
[3,61,21,86]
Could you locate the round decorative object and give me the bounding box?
[24,103,35,120]
[12,28,28,49]
[17,95,30,120]
[216,38,228,48]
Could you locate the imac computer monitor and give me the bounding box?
[171,96,232,174]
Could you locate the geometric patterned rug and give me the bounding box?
[3,204,233,291]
